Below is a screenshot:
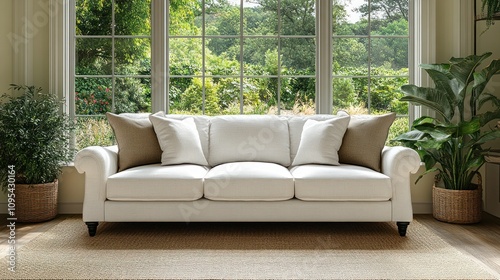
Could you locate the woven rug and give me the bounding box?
[1,216,497,279]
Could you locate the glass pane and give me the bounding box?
[370,77,408,114]
[333,78,360,113]
[243,38,278,75]
[281,77,316,114]
[169,3,201,36]
[244,78,277,114]
[243,1,278,35]
[370,38,409,71]
[206,38,240,76]
[115,38,151,75]
[75,117,115,150]
[75,78,112,115]
[169,77,203,115]
[388,116,409,146]
[370,0,409,35]
[206,3,240,36]
[76,38,112,75]
[115,0,151,35]
[115,78,151,114]
[76,0,112,35]
[281,38,316,74]
[281,0,315,36]
[333,77,369,114]
[333,38,368,75]
[214,78,241,115]
[333,0,368,36]
[169,38,202,75]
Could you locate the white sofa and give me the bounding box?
[75,113,420,237]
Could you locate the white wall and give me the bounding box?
[1,0,499,214]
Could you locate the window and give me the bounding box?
[71,0,412,149]
[168,0,316,115]
[73,0,152,149]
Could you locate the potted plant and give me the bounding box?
[481,0,500,29]
[0,85,74,222]
[394,52,500,224]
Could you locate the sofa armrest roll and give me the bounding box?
[381,146,420,222]
[74,145,119,222]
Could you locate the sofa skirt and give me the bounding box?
[102,199,393,223]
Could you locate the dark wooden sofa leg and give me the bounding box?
[85,222,99,237]
[396,222,409,237]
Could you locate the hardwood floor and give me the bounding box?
[1,213,500,277]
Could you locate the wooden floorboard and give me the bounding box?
[1,213,500,276]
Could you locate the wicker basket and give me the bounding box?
[432,175,482,224]
[14,180,58,222]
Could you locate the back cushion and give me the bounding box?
[209,115,291,166]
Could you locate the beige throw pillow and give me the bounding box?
[292,116,350,166]
[106,112,162,172]
[338,112,396,172]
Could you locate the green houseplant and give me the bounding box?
[482,0,500,29]
[0,85,74,222]
[394,52,500,223]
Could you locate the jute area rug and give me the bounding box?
[1,216,497,279]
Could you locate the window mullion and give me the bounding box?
[151,0,167,113]
[316,0,332,114]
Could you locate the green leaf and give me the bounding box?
[400,85,451,121]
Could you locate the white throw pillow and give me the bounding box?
[149,114,208,166]
[291,116,350,166]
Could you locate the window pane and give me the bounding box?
[216,78,241,115]
[281,77,316,114]
[244,78,278,114]
[169,38,202,75]
[333,0,368,36]
[169,3,201,36]
[370,1,409,35]
[281,0,315,36]
[388,116,409,146]
[243,38,278,75]
[333,38,368,75]
[370,38,408,71]
[76,38,112,75]
[206,38,240,76]
[115,38,151,75]
[75,78,112,115]
[76,0,112,35]
[115,0,151,35]
[75,117,114,150]
[169,77,203,115]
[370,77,408,114]
[281,38,316,74]
[333,77,369,114]
[333,78,359,113]
[115,78,151,113]
[243,1,278,35]
[206,4,240,36]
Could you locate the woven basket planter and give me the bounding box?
[14,180,58,222]
[432,184,482,224]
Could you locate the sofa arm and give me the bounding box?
[381,146,420,222]
[74,145,118,222]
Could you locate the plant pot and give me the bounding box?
[432,185,482,224]
[14,180,58,222]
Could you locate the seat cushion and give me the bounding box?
[290,164,392,201]
[208,115,291,166]
[107,164,209,201]
[204,162,294,201]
